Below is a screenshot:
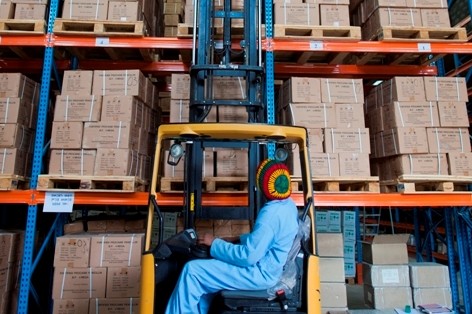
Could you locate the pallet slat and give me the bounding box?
[0,175,29,190]
[292,176,380,193]
[380,175,472,193]
[177,23,266,38]
[37,175,147,192]
[54,19,145,37]
[274,24,361,41]
[160,177,248,193]
[0,19,45,34]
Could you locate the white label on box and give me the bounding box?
[44,192,74,213]
[381,268,400,284]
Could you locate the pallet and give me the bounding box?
[273,24,361,41]
[380,175,472,193]
[177,23,266,38]
[0,175,29,190]
[373,26,467,42]
[0,19,45,34]
[53,19,145,37]
[160,177,248,192]
[292,176,380,193]
[37,175,147,192]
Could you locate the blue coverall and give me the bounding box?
[164,197,299,314]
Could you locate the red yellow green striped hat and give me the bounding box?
[256,159,291,200]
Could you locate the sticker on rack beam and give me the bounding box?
[96,37,110,47]
[309,41,323,50]
[417,43,431,52]
[44,192,74,213]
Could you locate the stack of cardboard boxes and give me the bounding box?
[278,77,370,178]
[0,73,40,178]
[49,70,158,183]
[52,233,144,314]
[366,76,471,181]
[0,0,47,20]
[163,0,184,37]
[410,262,452,308]
[274,0,352,27]
[362,234,413,309]
[0,231,23,314]
[317,230,348,313]
[351,0,452,40]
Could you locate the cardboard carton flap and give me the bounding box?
[371,234,410,244]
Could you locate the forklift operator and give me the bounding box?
[164,159,299,314]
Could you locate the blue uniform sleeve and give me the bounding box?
[210,221,275,267]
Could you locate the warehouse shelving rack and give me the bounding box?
[0,0,472,312]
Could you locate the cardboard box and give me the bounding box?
[0,232,20,269]
[100,95,144,125]
[310,153,340,176]
[54,95,102,122]
[406,0,447,8]
[381,77,426,104]
[0,123,34,150]
[324,128,370,154]
[93,148,139,176]
[210,77,246,100]
[0,148,28,176]
[90,233,144,267]
[409,262,450,288]
[92,70,146,101]
[437,101,469,127]
[364,285,413,309]
[107,1,141,21]
[106,266,141,298]
[0,73,39,101]
[370,7,422,27]
[362,234,410,265]
[281,77,321,104]
[327,210,341,233]
[61,71,94,96]
[0,97,32,127]
[170,74,190,100]
[14,3,46,19]
[163,149,214,178]
[62,0,108,20]
[274,3,319,25]
[169,99,190,123]
[376,127,429,157]
[334,103,365,128]
[63,222,85,234]
[54,235,91,268]
[317,233,344,257]
[447,152,472,176]
[215,149,248,177]
[384,153,448,180]
[52,267,107,299]
[50,122,83,149]
[319,258,345,282]
[382,101,440,129]
[412,287,452,308]
[320,283,347,308]
[82,122,139,150]
[338,153,370,176]
[421,8,450,27]
[52,299,90,314]
[316,212,329,232]
[49,149,96,176]
[281,103,336,128]
[363,264,410,287]
[88,298,139,314]
[0,2,14,19]
[321,79,364,104]
[427,127,471,153]
[424,77,468,102]
[216,106,248,123]
[320,4,350,26]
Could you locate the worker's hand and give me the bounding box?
[198,233,215,247]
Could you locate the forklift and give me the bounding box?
[139,0,321,313]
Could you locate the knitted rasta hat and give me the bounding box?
[256,159,291,200]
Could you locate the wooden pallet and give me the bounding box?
[273,24,361,41]
[0,19,45,34]
[160,177,248,192]
[37,175,147,192]
[177,23,266,38]
[373,26,467,42]
[0,175,29,190]
[292,176,380,193]
[53,19,145,37]
[380,175,472,193]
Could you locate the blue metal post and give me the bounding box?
[413,207,423,261]
[18,0,58,310]
[265,0,275,158]
[445,207,460,312]
[455,208,471,313]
